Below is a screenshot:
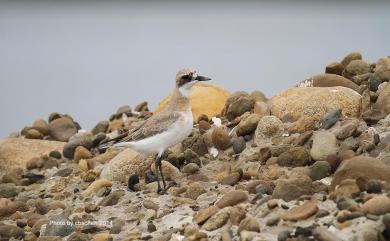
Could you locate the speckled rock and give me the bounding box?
[193,205,220,225]
[254,116,284,144]
[185,182,206,200]
[203,208,230,231]
[375,79,390,115]
[101,148,153,183]
[151,160,181,181]
[270,87,361,133]
[238,216,260,233]
[253,101,270,117]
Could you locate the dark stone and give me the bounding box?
[49,151,62,159]
[295,225,315,237]
[81,225,105,234]
[22,172,45,184]
[92,133,107,147]
[128,174,139,191]
[232,136,246,154]
[109,219,124,234]
[310,161,331,181]
[54,168,73,177]
[366,179,382,193]
[147,221,157,232]
[368,74,382,92]
[145,170,157,184]
[319,108,341,129]
[63,134,94,159]
[0,183,17,198]
[382,213,390,229]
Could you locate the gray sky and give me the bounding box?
[1,1,390,138]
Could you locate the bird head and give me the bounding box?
[175,68,211,93]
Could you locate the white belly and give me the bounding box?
[129,110,193,155]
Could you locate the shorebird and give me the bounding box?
[99,68,211,193]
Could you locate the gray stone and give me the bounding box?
[319,109,341,129]
[44,214,75,237]
[310,161,331,181]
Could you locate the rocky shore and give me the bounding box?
[1,53,390,241]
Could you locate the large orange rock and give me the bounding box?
[0,138,65,170]
[270,87,361,132]
[155,83,230,120]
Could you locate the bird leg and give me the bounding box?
[155,155,167,193]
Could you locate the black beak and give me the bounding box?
[195,75,211,81]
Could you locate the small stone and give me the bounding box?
[185,182,206,200]
[366,179,382,193]
[319,109,341,129]
[310,131,339,162]
[229,206,246,225]
[254,116,284,144]
[332,119,359,140]
[277,146,311,167]
[0,225,25,240]
[25,129,44,139]
[143,199,159,211]
[50,178,68,193]
[198,120,211,132]
[203,208,230,231]
[312,227,341,241]
[109,219,124,234]
[63,133,94,159]
[82,170,98,182]
[182,163,199,174]
[32,118,50,136]
[91,121,109,135]
[238,216,260,233]
[147,222,157,233]
[49,117,77,142]
[344,59,370,78]
[362,228,378,241]
[127,174,139,191]
[341,52,362,67]
[215,190,248,208]
[272,174,312,201]
[277,230,291,241]
[266,215,280,226]
[219,171,242,186]
[54,168,73,177]
[83,179,113,195]
[383,213,390,228]
[116,105,132,118]
[212,127,231,150]
[98,190,124,206]
[281,200,318,221]
[49,150,62,159]
[0,183,17,198]
[334,179,360,198]
[337,198,358,211]
[325,62,344,75]
[236,114,261,136]
[44,214,75,237]
[253,101,270,117]
[224,91,255,121]
[35,198,48,215]
[83,202,99,213]
[74,146,93,162]
[232,136,246,154]
[310,161,331,181]
[361,196,390,215]
[193,205,220,225]
[150,160,181,181]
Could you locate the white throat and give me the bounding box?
[178,81,197,97]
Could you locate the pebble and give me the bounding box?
[211,127,232,150]
[25,129,44,139]
[277,146,311,167]
[215,190,248,208]
[63,133,94,159]
[150,160,181,181]
[254,116,284,144]
[281,200,318,221]
[238,216,260,233]
[32,118,50,136]
[74,146,93,161]
[193,205,220,224]
[185,182,206,200]
[91,120,109,135]
[229,206,246,225]
[312,227,342,241]
[44,214,75,237]
[310,161,331,181]
[224,91,255,121]
[277,230,291,241]
[219,171,242,186]
[203,208,230,231]
[341,52,362,66]
[98,190,125,206]
[319,109,341,129]
[232,136,246,154]
[366,179,382,193]
[334,179,360,199]
[266,215,280,226]
[236,114,261,136]
[362,228,378,241]
[83,179,113,195]
[272,174,312,201]
[253,101,270,117]
[49,117,78,142]
[361,196,390,215]
[0,225,25,240]
[325,62,344,75]
[143,199,159,211]
[0,183,17,198]
[310,131,339,161]
[182,163,200,174]
[344,59,370,78]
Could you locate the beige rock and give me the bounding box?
[49,117,77,142]
[193,205,220,224]
[32,118,50,136]
[143,199,159,211]
[270,87,361,132]
[272,174,313,201]
[331,156,390,190]
[101,148,153,183]
[254,116,284,144]
[253,101,270,117]
[156,82,230,120]
[310,131,339,161]
[236,114,262,136]
[215,190,248,208]
[344,60,370,78]
[92,232,111,241]
[83,179,113,195]
[185,182,206,200]
[0,138,64,170]
[203,208,230,231]
[375,79,390,115]
[79,159,89,172]
[150,160,181,181]
[50,178,68,193]
[74,146,92,161]
[334,179,360,198]
[308,74,360,93]
[341,52,362,66]
[238,216,260,233]
[361,196,390,215]
[375,57,390,82]
[281,200,318,221]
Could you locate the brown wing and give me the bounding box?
[99,111,182,151]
